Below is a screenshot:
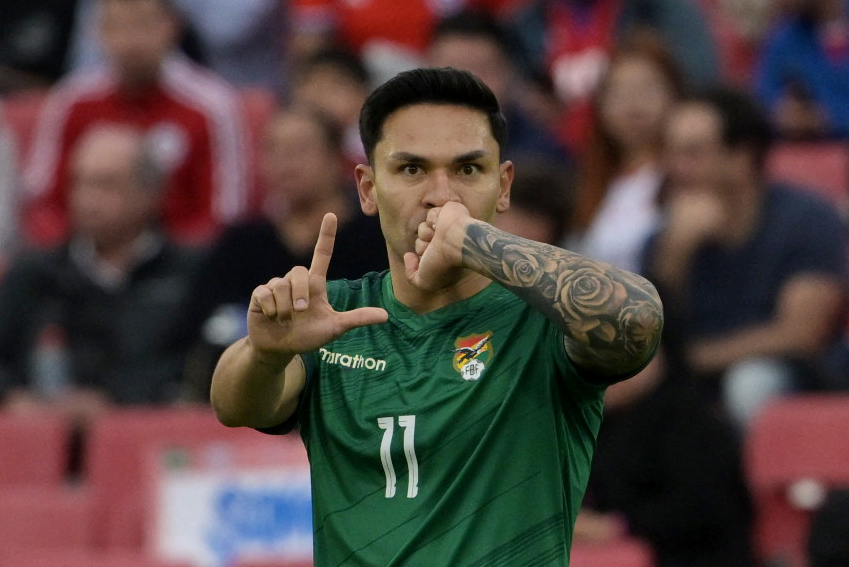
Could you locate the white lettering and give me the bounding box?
[318,348,387,372]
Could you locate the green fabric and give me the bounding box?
[298,272,605,566]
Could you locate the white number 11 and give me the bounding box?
[377,415,419,498]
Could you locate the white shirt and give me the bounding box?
[573,163,662,274]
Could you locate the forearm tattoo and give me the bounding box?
[463,223,664,378]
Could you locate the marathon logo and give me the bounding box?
[319,348,387,371]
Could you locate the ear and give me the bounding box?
[356,163,378,216]
[496,160,513,214]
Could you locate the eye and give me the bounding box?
[401,164,421,175]
[459,163,481,176]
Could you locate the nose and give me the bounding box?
[423,169,460,208]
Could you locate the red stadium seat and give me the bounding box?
[0,412,71,487]
[571,538,655,567]
[83,406,268,550]
[0,485,92,551]
[765,141,849,211]
[745,394,849,567]
[0,549,191,567]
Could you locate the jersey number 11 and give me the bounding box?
[377,415,419,498]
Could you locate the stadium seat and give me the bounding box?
[571,538,655,567]
[0,412,71,487]
[0,485,92,550]
[83,406,269,550]
[0,549,192,567]
[765,141,849,211]
[745,394,849,567]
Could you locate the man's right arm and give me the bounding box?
[208,213,388,429]
[210,338,305,429]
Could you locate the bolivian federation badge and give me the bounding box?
[453,332,494,381]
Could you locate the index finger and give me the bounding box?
[309,213,338,277]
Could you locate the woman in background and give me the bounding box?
[567,32,684,274]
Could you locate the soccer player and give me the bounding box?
[211,67,663,566]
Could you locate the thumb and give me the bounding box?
[403,252,420,283]
[335,307,389,334]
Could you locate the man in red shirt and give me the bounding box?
[24,0,250,246]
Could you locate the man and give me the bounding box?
[645,88,848,430]
[24,0,249,246]
[0,124,199,422]
[755,0,849,138]
[211,68,663,566]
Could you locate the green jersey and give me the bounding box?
[291,271,605,566]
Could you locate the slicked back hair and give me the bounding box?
[359,67,508,164]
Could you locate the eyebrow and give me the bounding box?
[387,150,489,164]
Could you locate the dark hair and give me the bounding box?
[358,67,508,163]
[299,46,370,87]
[685,87,774,171]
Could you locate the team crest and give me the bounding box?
[452,332,494,381]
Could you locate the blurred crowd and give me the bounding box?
[1,0,849,566]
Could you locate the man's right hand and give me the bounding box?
[246,213,389,360]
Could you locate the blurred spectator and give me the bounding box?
[578,326,757,567]
[643,88,849,430]
[172,108,387,400]
[24,0,250,248]
[288,0,524,83]
[0,1,80,94]
[495,154,575,244]
[426,9,572,163]
[66,0,206,72]
[290,47,372,165]
[755,0,849,138]
[0,124,201,425]
[567,33,684,273]
[808,488,849,567]
[512,0,719,151]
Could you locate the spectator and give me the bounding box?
[512,0,719,151]
[173,108,387,400]
[577,324,757,567]
[24,0,250,248]
[0,124,201,424]
[289,47,372,165]
[426,9,572,163]
[568,33,684,273]
[494,154,575,245]
[643,88,849,430]
[0,1,80,94]
[288,0,522,82]
[755,0,849,138]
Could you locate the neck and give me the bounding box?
[387,261,493,315]
[619,147,656,174]
[275,192,353,254]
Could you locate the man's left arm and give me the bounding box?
[462,221,664,380]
